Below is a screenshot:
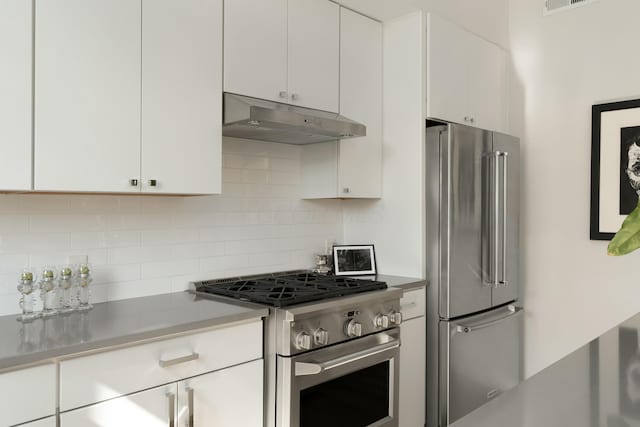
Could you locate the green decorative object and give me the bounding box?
[608,201,640,256]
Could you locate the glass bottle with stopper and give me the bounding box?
[39,267,58,317]
[59,266,75,313]
[77,263,93,311]
[17,269,38,321]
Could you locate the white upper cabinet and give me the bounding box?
[34,0,222,194]
[302,8,382,199]
[141,0,222,194]
[0,0,32,191]
[426,13,508,133]
[224,0,339,112]
[223,0,288,103]
[337,7,382,198]
[288,0,339,112]
[34,0,142,193]
[466,33,508,133]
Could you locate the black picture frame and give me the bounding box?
[332,244,377,276]
[591,98,640,240]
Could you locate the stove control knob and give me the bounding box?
[295,332,313,350]
[374,314,390,329]
[345,320,363,338]
[314,328,330,346]
[390,311,403,326]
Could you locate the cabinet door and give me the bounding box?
[34,0,141,193]
[61,383,177,427]
[141,0,222,194]
[467,36,508,133]
[338,8,382,198]
[0,364,56,427]
[426,13,470,126]
[224,0,287,103]
[288,0,339,112]
[21,417,56,427]
[399,316,426,427]
[0,0,32,191]
[177,359,263,427]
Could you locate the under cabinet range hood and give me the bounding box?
[222,93,366,144]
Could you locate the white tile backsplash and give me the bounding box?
[0,138,343,315]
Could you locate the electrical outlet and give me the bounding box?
[67,255,88,265]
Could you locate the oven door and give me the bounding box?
[277,329,400,427]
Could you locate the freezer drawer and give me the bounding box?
[439,304,522,426]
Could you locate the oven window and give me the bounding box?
[300,361,390,427]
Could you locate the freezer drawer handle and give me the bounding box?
[455,306,522,334]
[295,340,399,376]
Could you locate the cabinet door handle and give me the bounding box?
[148,179,158,187]
[167,392,175,427]
[343,187,350,194]
[279,91,288,99]
[470,117,475,123]
[159,352,199,368]
[129,179,138,187]
[291,93,299,101]
[187,387,195,427]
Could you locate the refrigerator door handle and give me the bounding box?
[500,151,508,286]
[455,305,522,333]
[487,150,509,288]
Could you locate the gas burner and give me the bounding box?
[195,272,387,307]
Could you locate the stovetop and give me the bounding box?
[194,272,388,307]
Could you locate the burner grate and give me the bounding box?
[196,272,387,307]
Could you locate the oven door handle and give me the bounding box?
[294,340,400,377]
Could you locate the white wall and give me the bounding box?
[0,138,342,316]
[509,0,640,377]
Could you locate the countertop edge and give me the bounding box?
[0,307,268,373]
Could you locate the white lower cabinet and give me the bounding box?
[60,383,177,427]
[399,288,426,427]
[0,364,56,427]
[61,360,263,427]
[178,359,263,427]
[20,417,56,427]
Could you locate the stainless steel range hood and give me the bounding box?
[222,93,366,145]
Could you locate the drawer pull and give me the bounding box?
[401,301,418,310]
[159,352,200,368]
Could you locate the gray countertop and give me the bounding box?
[355,274,427,292]
[451,311,640,427]
[0,292,268,372]
[0,273,423,372]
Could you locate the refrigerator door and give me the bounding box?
[490,132,520,307]
[438,124,493,318]
[439,304,522,426]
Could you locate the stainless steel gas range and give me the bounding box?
[192,271,404,427]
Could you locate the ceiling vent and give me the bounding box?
[544,0,599,15]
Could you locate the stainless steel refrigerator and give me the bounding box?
[425,121,523,427]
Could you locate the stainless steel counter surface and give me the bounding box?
[0,292,268,372]
[355,274,427,292]
[451,311,640,427]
